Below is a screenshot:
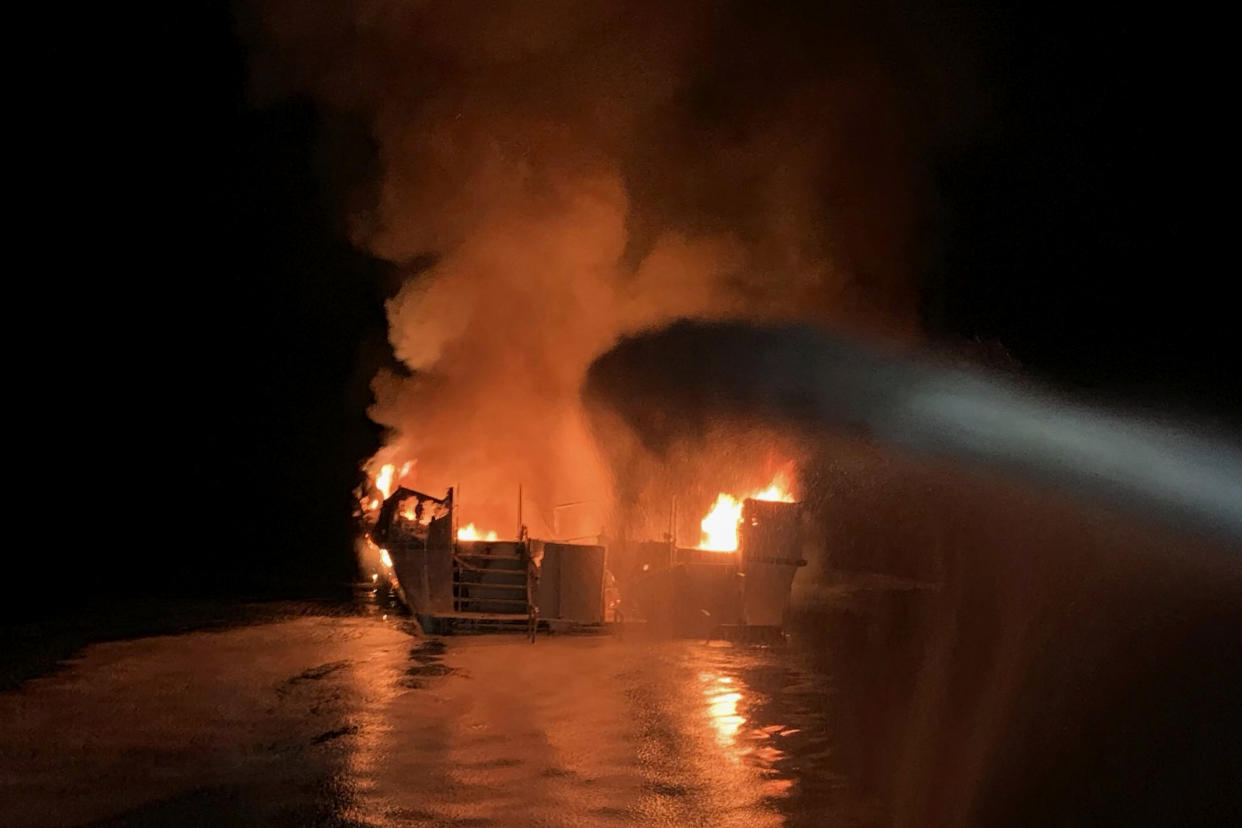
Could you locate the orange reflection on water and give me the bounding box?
[699,667,797,802]
[700,673,746,761]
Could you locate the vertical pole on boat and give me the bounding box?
[517,483,523,539]
[669,495,678,561]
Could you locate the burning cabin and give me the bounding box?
[617,497,807,638]
[371,487,607,635]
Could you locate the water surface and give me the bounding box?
[1,604,867,827]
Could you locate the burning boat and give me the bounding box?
[611,494,807,640]
[370,487,607,636]
[364,467,807,639]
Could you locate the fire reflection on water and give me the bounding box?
[697,666,801,807]
[336,633,828,827]
[0,602,846,828]
[702,673,746,755]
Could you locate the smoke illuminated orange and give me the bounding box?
[698,469,795,551]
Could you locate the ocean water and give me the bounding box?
[2,571,1237,827]
[1,597,862,827]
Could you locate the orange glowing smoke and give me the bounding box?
[698,469,795,551]
[457,523,499,542]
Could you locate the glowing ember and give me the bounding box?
[375,463,396,498]
[697,469,796,551]
[457,523,499,541]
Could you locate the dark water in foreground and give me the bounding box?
[0,593,859,827]
[2,573,1238,827]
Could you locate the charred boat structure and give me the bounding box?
[370,483,808,640]
[612,497,807,640]
[371,488,606,637]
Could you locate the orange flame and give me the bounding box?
[697,469,795,552]
[699,493,745,551]
[362,534,393,570]
[375,463,396,498]
[457,523,499,541]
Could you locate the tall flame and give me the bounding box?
[699,493,746,551]
[375,463,396,499]
[698,469,796,551]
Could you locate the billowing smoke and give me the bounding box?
[248,1,964,537]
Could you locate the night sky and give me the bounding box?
[23,3,1237,615]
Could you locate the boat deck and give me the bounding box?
[426,611,530,621]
